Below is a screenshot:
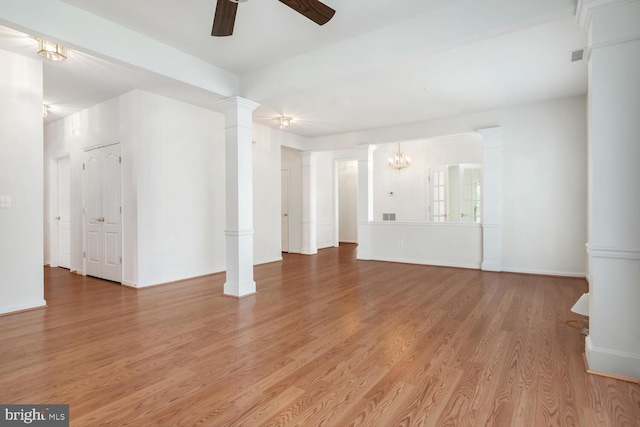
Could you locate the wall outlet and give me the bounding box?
[0,196,11,208]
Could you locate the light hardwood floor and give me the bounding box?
[1,244,639,426]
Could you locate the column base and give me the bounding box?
[224,280,257,298]
[585,336,640,381]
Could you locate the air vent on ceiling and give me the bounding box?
[570,48,586,62]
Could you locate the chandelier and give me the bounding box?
[388,143,411,171]
[37,38,67,61]
[277,116,292,129]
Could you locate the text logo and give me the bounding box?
[0,405,68,427]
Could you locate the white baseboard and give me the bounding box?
[481,261,501,272]
[255,256,283,265]
[500,267,586,278]
[0,299,47,316]
[370,256,481,270]
[586,336,640,380]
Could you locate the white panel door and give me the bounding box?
[281,169,289,253]
[56,157,71,269]
[84,144,122,283]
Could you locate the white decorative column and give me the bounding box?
[301,151,318,255]
[355,144,376,260]
[578,0,640,379]
[479,127,502,272]
[218,96,259,297]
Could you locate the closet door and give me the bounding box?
[84,144,122,283]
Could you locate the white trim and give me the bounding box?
[0,299,47,316]
[224,229,255,237]
[370,256,480,270]
[482,223,500,229]
[255,256,283,265]
[217,96,260,111]
[500,267,586,278]
[591,34,640,52]
[121,281,137,288]
[577,0,639,28]
[481,262,501,272]
[586,336,640,379]
[82,141,121,154]
[369,220,481,228]
[586,244,640,260]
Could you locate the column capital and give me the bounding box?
[478,127,503,148]
[217,96,260,128]
[217,96,260,112]
[354,144,376,161]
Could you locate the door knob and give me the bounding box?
[55,216,60,220]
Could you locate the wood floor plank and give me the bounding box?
[0,244,638,426]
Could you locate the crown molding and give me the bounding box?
[577,0,639,28]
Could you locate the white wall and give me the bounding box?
[311,96,588,276]
[372,134,483,221]
[0,49,45,314]
[44,90,282,288]
[251,125,283,264]
[370,222,482,268]
[124,91,227,287]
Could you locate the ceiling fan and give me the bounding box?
[212,0,336,37]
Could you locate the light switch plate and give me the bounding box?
[0,196,12,208]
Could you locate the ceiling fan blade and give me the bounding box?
[278,0,335,26]
[212,0,238,37]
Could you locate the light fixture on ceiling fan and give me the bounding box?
[212,0,335,37]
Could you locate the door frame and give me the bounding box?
[49,153,71,268]
[82,142,123,281]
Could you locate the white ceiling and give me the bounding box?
[0,0,587,138]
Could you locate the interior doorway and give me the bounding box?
[336,160,358,245]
